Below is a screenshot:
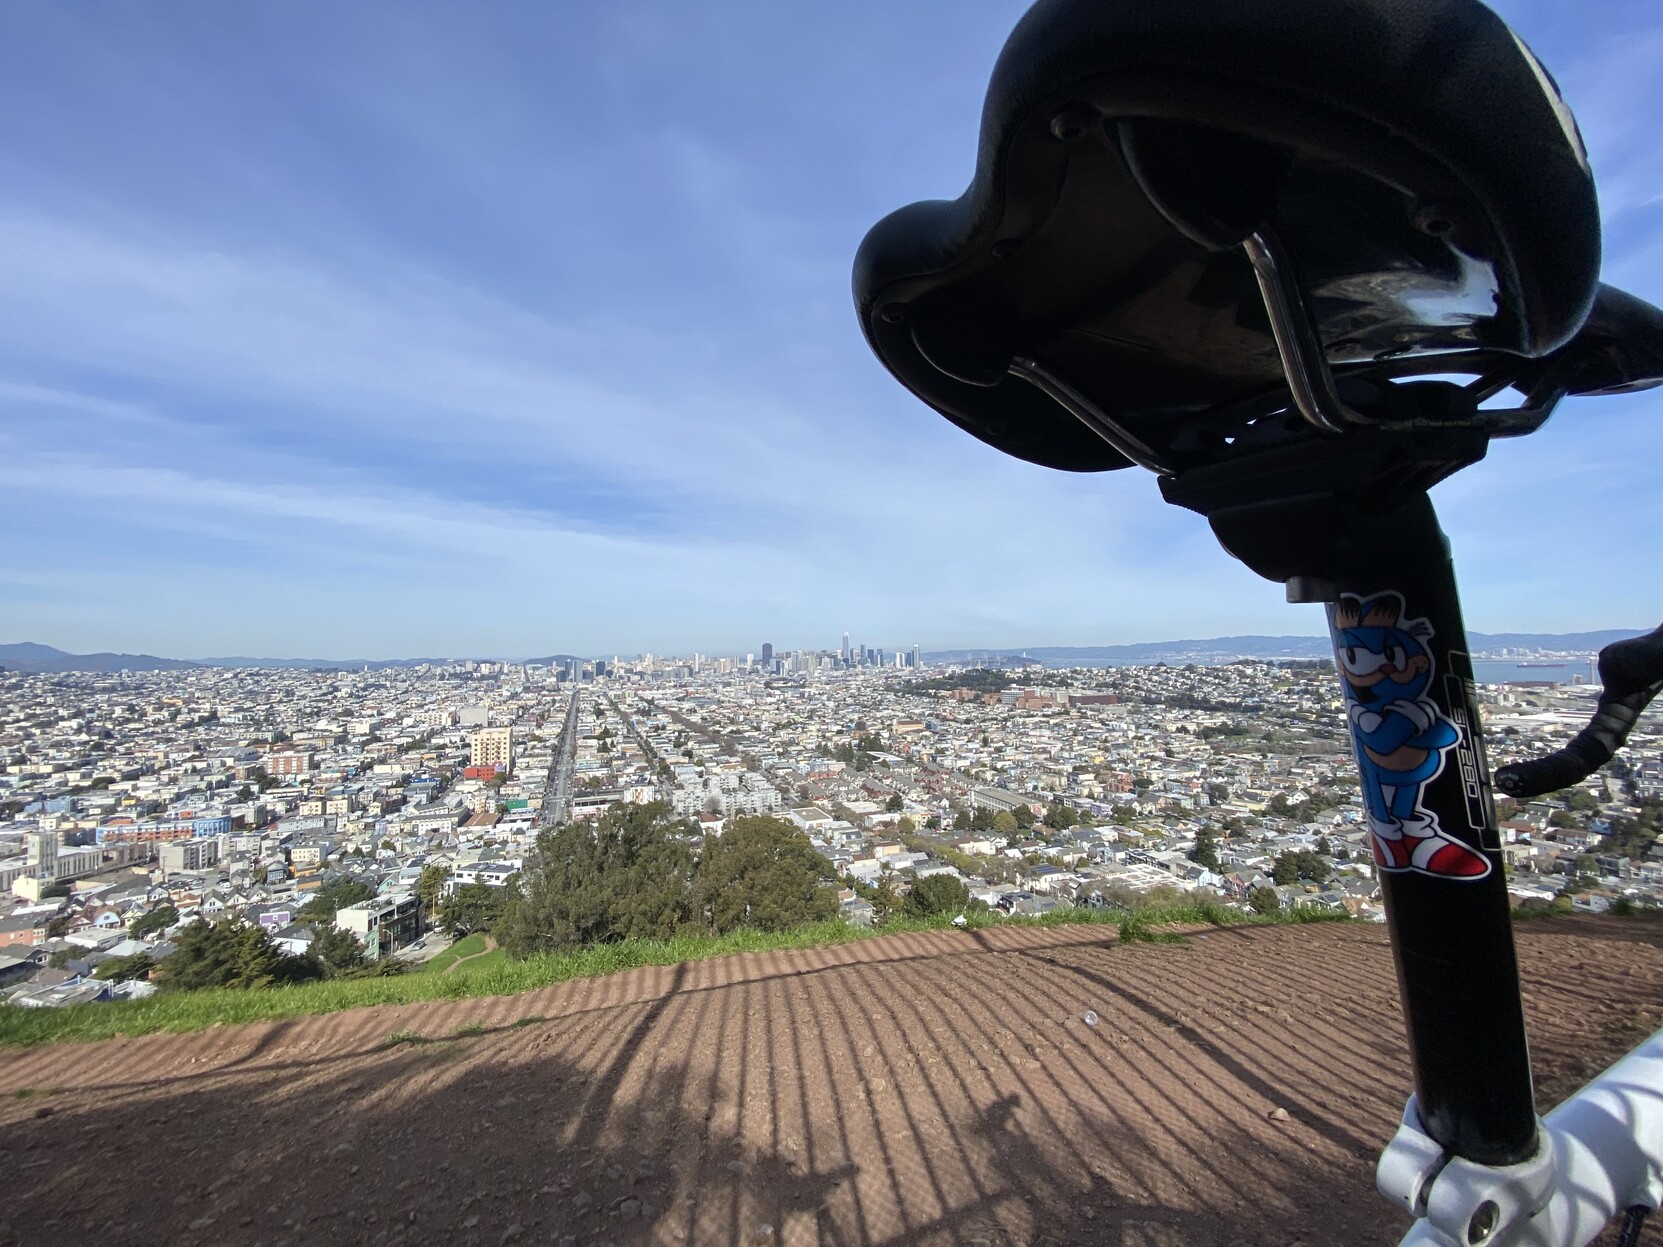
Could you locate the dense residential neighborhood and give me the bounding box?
[2,646,1659,1004]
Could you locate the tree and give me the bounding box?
[885,795,904,813]
[158,919,319,992]
[251,865,268,885]
[310,926,368,976]
[992,810,1018,836]
[904,873,970,919]
[1249,887,1281,914]
[496,802,698,955]
[695,816,838,934]
[1047,802,1079,831]
[1189,827,1221,871]
[1298,851,1331,884]
[130,904,178,939]
[952,808,972,832]
[93,952,154,982]
[298,878,376,926]
[442,883,511,936]
[1272,850,1330,886]
[1011,804,1035,830]
[417,864,450,916]
[1563,788,1600,813]
[870,875,902,925]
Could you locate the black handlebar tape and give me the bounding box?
[1494,624,1663,799]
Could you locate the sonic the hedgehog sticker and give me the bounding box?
[1330,592,1491,880]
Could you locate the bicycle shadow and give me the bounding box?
[0,930,1438,1246]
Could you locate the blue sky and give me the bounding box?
[0,1,1658,659]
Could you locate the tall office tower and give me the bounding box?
[841,633,851,665]
[761,642,773,667]
[911,644,922,669]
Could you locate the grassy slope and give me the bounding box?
[420,933,487,974]
[0,902,1345,1048]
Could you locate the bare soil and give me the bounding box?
[2,916,1661,1247]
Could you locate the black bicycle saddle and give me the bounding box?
[853,0,1663,475]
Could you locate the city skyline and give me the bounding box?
[1,0,1659,658]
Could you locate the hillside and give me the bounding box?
[0,641,199,674]
[2,917,1658,1246]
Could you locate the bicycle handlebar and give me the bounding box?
[1494,624,1663,799]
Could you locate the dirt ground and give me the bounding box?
[2,916,1661,1247]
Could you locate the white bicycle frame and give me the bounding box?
[1384,1028,1663,1246]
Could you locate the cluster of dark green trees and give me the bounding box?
[80,875,414,992]
[948,799,1086,836]
[854,871,977,926]
[1188,826,1221,870]
[899,668,1030,695]
[91,914,395,991]
[493,804,843,957]
[1271,850,1331,886]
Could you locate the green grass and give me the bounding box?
[420,933,487,974]
[0,901,1348,1048]
[453,949,507,976]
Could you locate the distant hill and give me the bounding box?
[1467,630,1645,652]
[198,654,588,670]
[196,656,450,670]
[0,642,199,674]
[926,628,1650,669]
[3,643,598,674]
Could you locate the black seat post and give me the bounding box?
[851,0,1663,1181]
[1165,459,1537,1166]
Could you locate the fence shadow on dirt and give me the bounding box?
[1,924,1463,1247]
